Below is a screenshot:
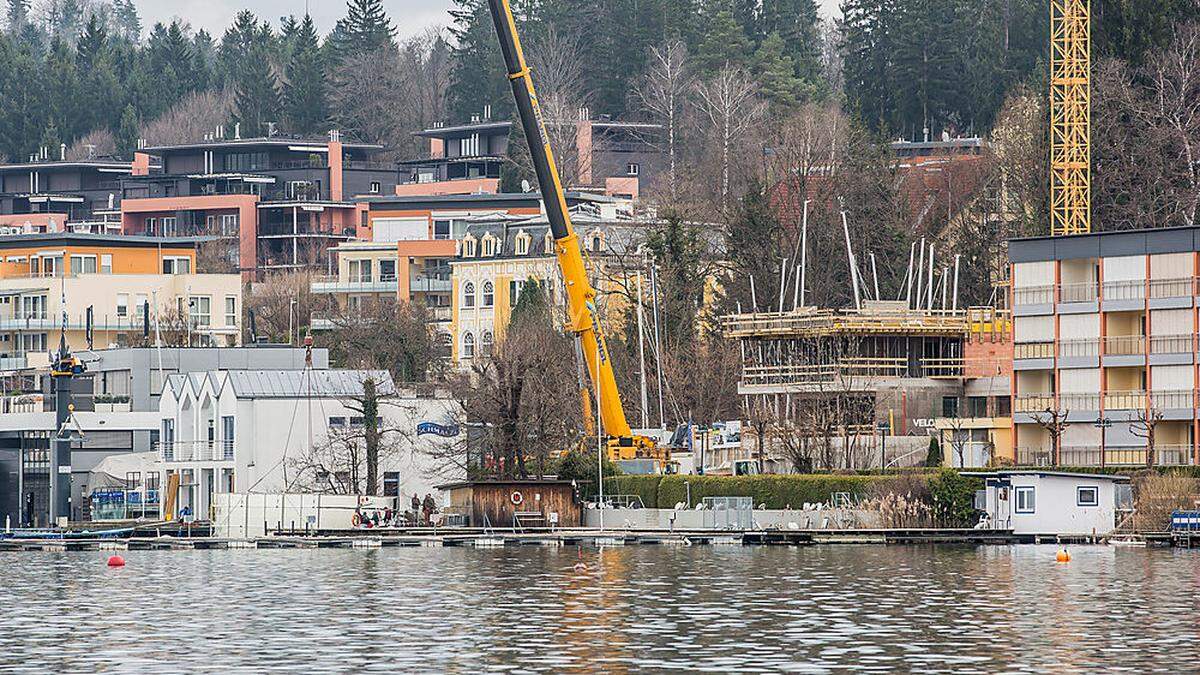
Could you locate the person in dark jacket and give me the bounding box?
[422,493,436,525]
[411,494,421,524]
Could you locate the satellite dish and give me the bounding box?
[521,179,531,192]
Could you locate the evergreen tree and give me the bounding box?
[338,0,396,59]
[111,0,140,42]
[892,0,960,139]
[40,121,62,156]
[283,14,328,136]
[752,32,802,108]
[192,29,215,92]
[696,10,751,71]
[115,103,138,157]
[840,0,899,133]
[75,13,105,70]
[447,0,512,122]
[6,0,29,32]
[925,436,943,467]
[232,42,281,137]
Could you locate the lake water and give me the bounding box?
[1,544,1197,672]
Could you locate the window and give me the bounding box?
[462,332,476,359]
[116,294,129,317]
[462,237,477,257]
[627,162,639,175]
[370,181,381,194]
[161,419,175,460]
[349,259,373,283]
[434,220,452,240]
[163,257,191,274]
[514,231,530,256]
[383,471,400,497]
[481,330,494,356]
[481,281,494,307]
[328,416,347,428]
[20,333,46,353]
[70,254,97,275]
[462,281,476,308]
[189,296,211,327]
[544,233,555,254]
[941,396,960,418]
[379,259,397,282]
[100,254,112,274]
[219,415,235,459]
[1077,486,1099,507]
[206,215,216,231]
[481,235,497,257]
[1014,486,1035,514]
[161,216,178,237]
[220,214,239,235]
[225,296,237,326]
[20,295,46,319]
[223,151,268,172]
[145,217,157,235]
[995,396,1011,417]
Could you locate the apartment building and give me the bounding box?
[397,113,661,199]
[119,132,397,279]
[1010,226,1200,467]
[0,233,240,371]
[0,156,130,233]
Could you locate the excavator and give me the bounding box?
[485,0,671,473]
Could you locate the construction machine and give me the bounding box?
[485,0,670,472]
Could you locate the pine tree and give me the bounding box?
[892,0,961,139]
[6,0,29,31]
[111,0,140,42]
[40,121,62,156]
[696,10,751,71]
[339,0,396,58]
[283,14,328,136]
[115,104,138,157]
[752,32,802,108]
[840,0,899,133]
[232,42,281,137]
[447,0,511,122]
[925,436,943,467]
[75,13,105,70]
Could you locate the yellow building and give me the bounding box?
[0,233,241,370]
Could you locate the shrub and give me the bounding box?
[655,474,888,510]
[602,475,661,508]
[929,469,982,527]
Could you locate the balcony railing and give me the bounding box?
[1060,282,1098,303]
[1102,279,1145,301]
[1103,335,1145,356]
[1013,285,1054,306]
[1059,338,1099,358]
[1150,389,1194,409]
[1150,334,1193,354]
[1014,394,1055,413]
[1059,392,1100,410]
[1014,341,1054,359]
[742,357,963,386]
[310,275,399,294]
[1017,444,1193,467]
[157,439,234,462]
[1149,277,1194,299]
[1103,390,1146,410]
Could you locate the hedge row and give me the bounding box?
[603,474,900,510]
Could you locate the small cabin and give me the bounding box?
[439,480,581,528]
[973,470,1131,536]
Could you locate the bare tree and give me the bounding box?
[66,128,115,160]
[1030,407,1071,466]
[632,40,691,194]
[1131,404,1165,468]
[330,47,407,147]
[693,65,765,208]
[244,272,316,344]
[141,89,237,147]
[320,297,440,383]
[1139,24,1200,227]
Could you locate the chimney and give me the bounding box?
[483,105,492,120]
[60,143,66,160]
[234,123,241,140]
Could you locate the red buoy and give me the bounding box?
[107,554,126,567]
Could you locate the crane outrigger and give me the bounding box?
[485,0,669,471]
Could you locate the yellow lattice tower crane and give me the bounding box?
[1050,0,1091,236]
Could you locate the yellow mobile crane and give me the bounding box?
[485,0,668,470]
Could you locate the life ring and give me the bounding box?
[351,512,362,527]
[510,491,524,506]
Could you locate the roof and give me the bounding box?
[455,209,653,261]
[141,136,383,153]
[0,160,132,172]
[361,191,618,209]
[165,369,396,400]
[1008,224,1200,263]
[415,121,512,138]
[968,470,1131,482]
[0,232,213,249]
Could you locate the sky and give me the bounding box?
[133,1,842,40]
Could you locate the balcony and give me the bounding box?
[1149,277,1194,299]
[311,274,399,294]
[1059,338,1099,358]
[428,306,452,322]
[1013,285,1054,306]
[410,275,452,293]
[1150,389,1194,409]
[157,440,234,462]
[1102,279,1145,302]
[1059,282,1098,303]
[1014,393,1055,413]
[1014,341,1054,359]
[1103,390,1146,410]
[1103,335,1145,356]
[1059,392,1100,410]
[1150,334,1193,354]
[1017,445,1193,467]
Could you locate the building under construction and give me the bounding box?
[722,300,1012,470]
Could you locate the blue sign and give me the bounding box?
[417,422,460,438]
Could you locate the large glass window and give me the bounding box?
[223,152,269,172]
[70,255,97,275]
[220,416,235,459]
[349,259,372,283]
[379,259,397,282]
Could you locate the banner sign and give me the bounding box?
[417,422,460,438]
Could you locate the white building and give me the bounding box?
[156,369,459,520]
[975,470,1131,536]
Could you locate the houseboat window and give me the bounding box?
[1015,486,1035,513]
[1077,486,1099,507]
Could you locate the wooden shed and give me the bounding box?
[439,480,581,528]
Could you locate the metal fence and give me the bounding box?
[702,497,754,530]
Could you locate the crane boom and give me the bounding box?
[485,0,642,447]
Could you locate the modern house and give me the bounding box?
[1010,225,1200,467]
[396,113,662,199]
[0,233,240,371]
[0,156,131,233]
[119,132,398,279]
[156,369,456,520]
[974,470,1131,536]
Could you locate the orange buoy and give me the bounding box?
[107,554,126,567]
[1056,549,1071,563]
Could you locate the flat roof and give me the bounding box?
[0,233,212,248]
[967,470,1131,482]
[1009,225,1200,263]
[362,191,617,209]
[415,121,512,138]
[0,160,132,172]
[142,137,382,153]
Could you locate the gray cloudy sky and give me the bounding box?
[133,1,841,40]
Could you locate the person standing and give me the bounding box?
[422,493,435,526]
[411,494,421,524]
